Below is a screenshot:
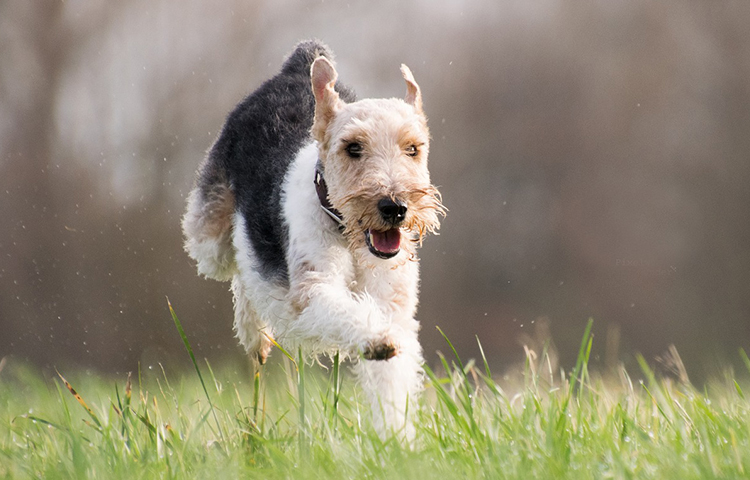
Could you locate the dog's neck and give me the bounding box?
[314,160,345,231]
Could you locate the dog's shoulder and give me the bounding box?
[205,40,355,285]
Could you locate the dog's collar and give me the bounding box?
[314,161,345,231]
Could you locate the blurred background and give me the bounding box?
[2,0,749,381]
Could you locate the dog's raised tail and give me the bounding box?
[281,39,336,76]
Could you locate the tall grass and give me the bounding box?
[2,313,750,479]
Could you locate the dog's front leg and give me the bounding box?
[282,271,395,358]
[354,326,423,440]
[287,269,423,439]
[352,263,424,440]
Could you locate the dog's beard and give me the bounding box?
[338,184,445,260]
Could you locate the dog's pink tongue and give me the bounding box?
[370,228,401,254]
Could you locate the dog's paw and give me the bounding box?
[256,348,269,365]
[363,341,398,361]
[249,332,274,367]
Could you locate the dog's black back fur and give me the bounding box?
[200,40,356,285]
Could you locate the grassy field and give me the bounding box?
[2,319,750,479]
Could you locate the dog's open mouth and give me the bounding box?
[365,228,401,259]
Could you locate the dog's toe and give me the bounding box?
[251,335,273,366]
[364,342,398,361]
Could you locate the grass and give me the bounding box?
[2,316,750,479]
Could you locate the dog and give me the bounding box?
[182,40,444,437]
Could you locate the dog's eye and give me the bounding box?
[405,145,418,157]
[345,142,363,158]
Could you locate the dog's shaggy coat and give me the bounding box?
[183,40,443,437]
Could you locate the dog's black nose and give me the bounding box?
[378,198,407,224]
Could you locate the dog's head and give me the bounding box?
[310,57,445,261]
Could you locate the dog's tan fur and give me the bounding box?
[182,174,236,281]
[307,58,445,274]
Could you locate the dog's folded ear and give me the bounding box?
[311,57,342,142]
[400,64,423,114]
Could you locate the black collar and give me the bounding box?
[314,162,345,231]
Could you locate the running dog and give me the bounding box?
[183,40,444,437]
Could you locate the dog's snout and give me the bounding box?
[378,198,407,224]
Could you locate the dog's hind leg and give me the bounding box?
[231,277,273,366]
[182,157,237,281]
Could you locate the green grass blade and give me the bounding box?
[436,325,465,373]
[476,336,492,380]
[263,330,297,369]
[568,318,594,399]
[740,348,750,375]
[55,369,102,430]
[253,370,261,423]
[735,380,745,400]
[330,351,341,425]
[436,326,475,423]
[166,297,226,448]
[297,346,308,455]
